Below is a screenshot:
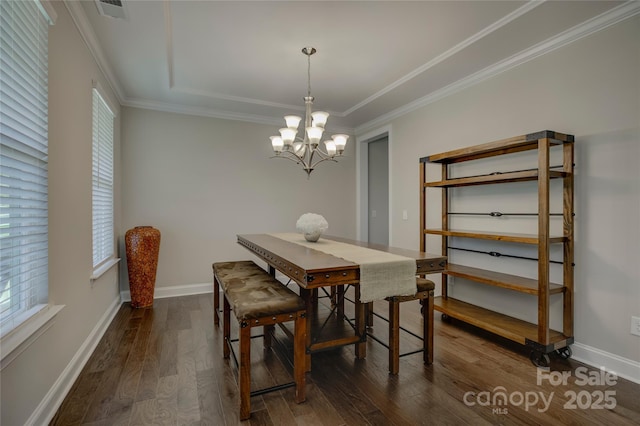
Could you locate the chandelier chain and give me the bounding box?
[307,53,312,98]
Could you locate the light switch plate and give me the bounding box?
[631,316,640,336]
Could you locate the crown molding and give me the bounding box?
[63,0,125,103]
[344,0,545,117]
[122,98,280,125]
[171,86,349,119]
[121,97,354,135]
[171,86,308,113]
[355,0,640,136]
[39,0,58,25]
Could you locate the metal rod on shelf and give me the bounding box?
[448,211,564,217]
[449,164,565,180]
[448,246,564,265]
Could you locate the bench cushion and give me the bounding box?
[214,261,270,291]
[214,261,305,320]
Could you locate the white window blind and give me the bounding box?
[0,0,52,336]
[92,87,115,269]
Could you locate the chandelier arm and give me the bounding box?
[309,146,332,160]
[270,153,309,166]
[271,151,335,173]
[306,145,318,165]
[309,156,338,170]
[309,146,335,167]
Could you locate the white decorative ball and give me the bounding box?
[296,213,328,242]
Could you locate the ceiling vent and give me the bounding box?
[95,0,128,20]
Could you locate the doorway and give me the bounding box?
[357,126,391,244]
[367,137,389,245]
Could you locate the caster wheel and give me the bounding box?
[441,313,452,323]
[530,351,550,368]
[556,346,572,359]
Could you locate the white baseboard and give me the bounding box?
[571,342,640,384]
[28,296,122,426]
[120,282,212,302]
[31,284,212,425]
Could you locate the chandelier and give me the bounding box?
[269,47,348,177]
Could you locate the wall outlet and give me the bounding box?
[402,210,408,220]
[631,316,640,337]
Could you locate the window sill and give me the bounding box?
[91,257,121,281]
[0,304,65,370]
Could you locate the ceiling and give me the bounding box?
[72,0,637,133]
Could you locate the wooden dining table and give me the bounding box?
[237,233,446,369]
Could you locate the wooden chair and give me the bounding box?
[367,277,435,374]
[213,260,307,420]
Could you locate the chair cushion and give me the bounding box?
[416,278,435,292]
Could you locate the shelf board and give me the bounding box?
[424,228,567,244]
[425,170,568,188]
[434,297,569,346]
[420,130,574,164]
[444,263,565,295]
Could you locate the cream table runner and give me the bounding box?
[271,233,417,303]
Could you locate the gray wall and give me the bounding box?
[119,107,357,292]
[361,16,640,368]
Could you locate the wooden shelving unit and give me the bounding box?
[419,130,575,366]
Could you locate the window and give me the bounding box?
[0,0,55,339]
[92,86,115,273]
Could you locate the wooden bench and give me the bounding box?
[213,261,307,420]
[367,277,435,374]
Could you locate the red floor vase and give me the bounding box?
[125,226,161,308]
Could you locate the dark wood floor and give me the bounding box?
[51,292,640,425]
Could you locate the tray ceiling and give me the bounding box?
[75,0,637,132]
